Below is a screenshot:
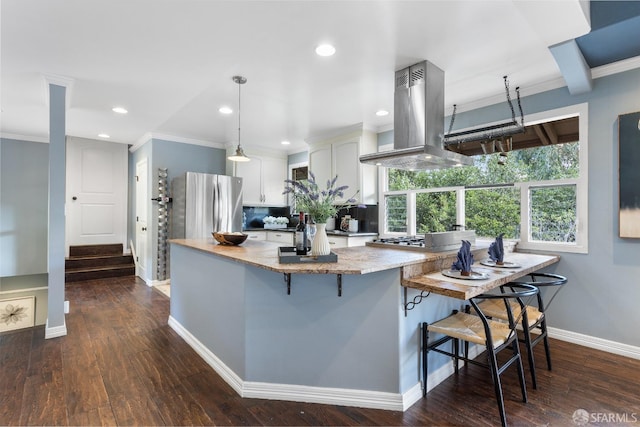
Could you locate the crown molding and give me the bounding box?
[591,55,640,79]
[376,123,394,133]
[129,132,226,153]
[0,132,49,143]
[305,122,365,145]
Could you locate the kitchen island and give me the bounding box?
[168,238,558,411]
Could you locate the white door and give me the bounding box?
[135,159,148,281]
[65,137,128,255]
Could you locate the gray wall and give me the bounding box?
[128,138,227,282]
[287,151,308,167]
[0,138,49,276]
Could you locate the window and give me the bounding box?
[379,103,588,253]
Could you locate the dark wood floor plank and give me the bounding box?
[19,371,68,426]
[150,382,215,426]
[109,393,167,426]
[67,405,118,427]
[61,353,110,416]
[2,276,639,426]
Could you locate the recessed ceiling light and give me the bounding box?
[219,106,233,114]
[112,107,128,114]
[98,133,110,138]
[315,44,336,57]
[376,110,389,116]
[281,140,291,145]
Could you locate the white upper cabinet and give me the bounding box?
[261,155,287,205]
[308,145,332,191]
[307,124,378,204]
[230,151,287,206]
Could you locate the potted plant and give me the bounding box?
[263,216,289,229]
[283,172,357,255]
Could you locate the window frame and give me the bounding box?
[378,103,589,254]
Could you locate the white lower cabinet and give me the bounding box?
[266,231,294,245]
[244,231,266,241]
[327,235,376,249]
[244,230,374,248]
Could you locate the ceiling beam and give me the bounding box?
[542,122,559,145]
[533,125,551,146]
[549,39,593,95]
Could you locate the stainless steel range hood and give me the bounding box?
[360,61,473,170]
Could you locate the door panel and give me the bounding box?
[135,159,148,281]
[66,137,127,255]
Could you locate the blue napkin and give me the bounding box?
[451,240,474,272]
[488,233,505,263]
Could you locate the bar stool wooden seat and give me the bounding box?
[475,272,567,389]
[422,284,539,427]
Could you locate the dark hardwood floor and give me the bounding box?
[1,276,639,426]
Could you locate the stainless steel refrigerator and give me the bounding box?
[171,172,243,238]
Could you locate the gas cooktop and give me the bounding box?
[367,236,428,251]
[367,231,477,252]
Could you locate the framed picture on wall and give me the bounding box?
[619,111,640,238]
[0,296,35,333]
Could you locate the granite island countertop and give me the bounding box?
[169,238,486,275]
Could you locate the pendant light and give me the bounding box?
[228,75,250,162]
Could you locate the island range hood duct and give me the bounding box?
[360,61,473,170]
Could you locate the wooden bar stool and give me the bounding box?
[475,272,567,389]
[422,284,539,427]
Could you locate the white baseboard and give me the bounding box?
[243,381,408,411]
[45,318,67,339]
[424,344,484,395]
[168,315,416,411]
[168,316,243,395]
[150,279,170,287]
[548,327,640,360]
[168,314,640,411]
[141,278,171,288]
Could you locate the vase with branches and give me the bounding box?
[283,171,359,255]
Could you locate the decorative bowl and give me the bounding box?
[212,232,248,246]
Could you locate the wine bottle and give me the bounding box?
[295,212,307,255]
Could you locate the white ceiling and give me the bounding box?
[0,0,591,155]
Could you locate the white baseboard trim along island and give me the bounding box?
[169,314,422,411]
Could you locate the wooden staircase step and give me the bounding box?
[65,264,135,283]
[69,244,124,257]
[66,244,135,282]
[65,254,134,270]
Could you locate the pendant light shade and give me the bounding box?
[228,75,250,162]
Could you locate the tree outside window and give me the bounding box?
[385,142,579,242]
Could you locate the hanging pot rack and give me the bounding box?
[442,76,525,149]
